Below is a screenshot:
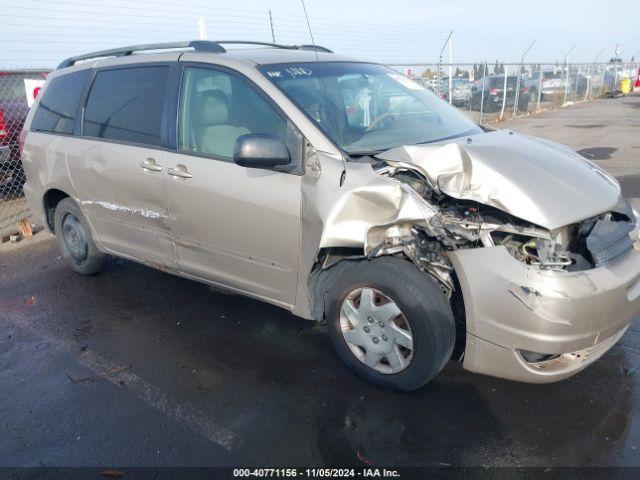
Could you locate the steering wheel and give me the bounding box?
[365,112,395,132]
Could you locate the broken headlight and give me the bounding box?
[498,234,572,271]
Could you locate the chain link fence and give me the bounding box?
[393,61,639,124]
[0,60,638,239]
[0,69,47,237]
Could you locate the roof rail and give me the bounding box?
[57,40,334,69]
[295,44,333,53]
[211,41,333,53]
[57,41,225,69]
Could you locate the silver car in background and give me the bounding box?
[21,41,640,391]
[442,77,473,106]
[525,70,567,100]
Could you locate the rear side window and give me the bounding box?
[83,66,168,146]
[31,70,90,134]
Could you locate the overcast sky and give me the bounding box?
[3,0,638,68]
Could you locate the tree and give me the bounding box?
[498,63,505,74]
[421,68,434,78]
[494,60,500,74]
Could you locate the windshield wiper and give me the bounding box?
[416,128,480,145]
[347,149,386,158]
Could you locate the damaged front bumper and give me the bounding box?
[449,245,640,383]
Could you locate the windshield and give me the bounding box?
[452,78,470,86]
[259,62,482,155]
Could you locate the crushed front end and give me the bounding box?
[366,134,640,382]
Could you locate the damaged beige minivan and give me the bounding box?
[22,41,640,390]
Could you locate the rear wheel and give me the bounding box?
[325,257,455,391]
[54,198,106,275]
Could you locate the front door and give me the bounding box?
[67,64,174,267]
[164,65,302,306]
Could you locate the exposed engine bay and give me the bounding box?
[366,159,636,295]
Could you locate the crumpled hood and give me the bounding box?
[376,130,621,231]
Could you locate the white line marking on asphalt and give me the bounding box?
[1,309,241,450]
[77,349,241,450]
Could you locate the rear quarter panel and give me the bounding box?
[21,69,82,229]
[21,130,74,229]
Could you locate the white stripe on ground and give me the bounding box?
[2,309,241,450]
[76,349,241,450]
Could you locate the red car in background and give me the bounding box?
[0,70,48,192]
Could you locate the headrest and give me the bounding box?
[193,90,229,126]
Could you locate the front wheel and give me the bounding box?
[325,257,455,391]
[54,198,106,275]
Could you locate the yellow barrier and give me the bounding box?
[621,78,631,94]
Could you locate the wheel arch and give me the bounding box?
[43,188,71,232]
[306,244,468,362]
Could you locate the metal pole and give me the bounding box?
[198,16,207,40]
[593,49,605,64]
[537,64,543,110]
[513,40,535,116]
[438,31,453,97]
[564,44,576,61]
[612,64,617,97]
[564,63,570,104]
[499,64,509,120]
[588,51,604,100]
[269,10,276,43]
[513,71,520,116]
[563,44,575,104]
[574,65,580,101]
[479,62,487,124]
[585,64,591,100]
[448,34,453,104]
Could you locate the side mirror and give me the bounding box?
[233,134,291,169]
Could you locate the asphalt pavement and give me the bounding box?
[1,95,640,470]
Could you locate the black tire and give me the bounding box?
[483,100,496,113]
[325,257,455,391]
[54,197,106,275]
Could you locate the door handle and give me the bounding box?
[140,158,163,172]
[167,165,193,179]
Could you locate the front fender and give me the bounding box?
[294,153,429,319]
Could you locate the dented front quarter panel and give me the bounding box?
[294,150,430,318]
[318,165,430,249]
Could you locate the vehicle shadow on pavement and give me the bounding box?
[617,174,640,199]
[577,147,618,160]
